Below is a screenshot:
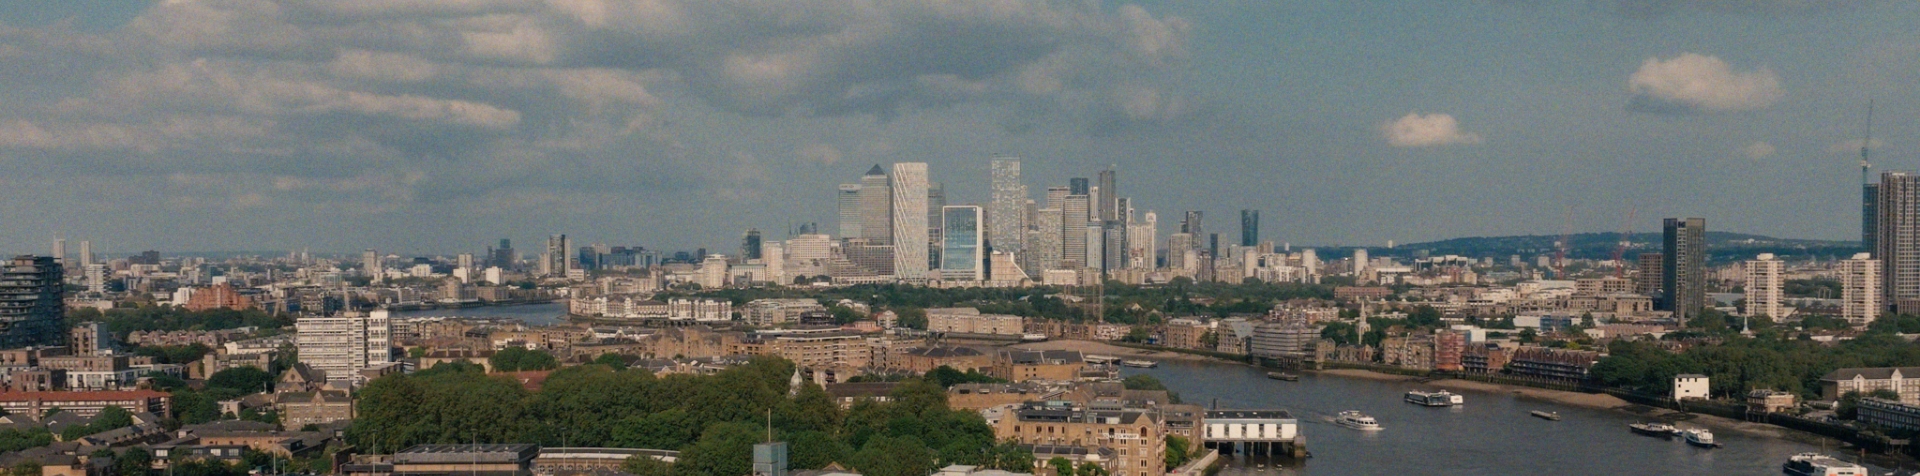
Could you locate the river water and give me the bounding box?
[1122,360,1897,476]
[391,302,568,326]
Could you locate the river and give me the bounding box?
[1122,360,1895,475]
[390,302,568,326]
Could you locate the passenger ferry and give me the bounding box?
[1119,359,1158,368]
[1403,390,1463,407]
[1681,428,1718,448]
[1529,410,1560,421]
[1266,372,1299,381]
[1782,453,1867,476]
[1335,411,1382,431]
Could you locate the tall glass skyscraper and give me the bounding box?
[1241,209,1260,247]
[837,183,862,239]
[1662,218,1706,324]
[941,206,984,281]
[860,165,892,244]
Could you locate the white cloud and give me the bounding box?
[1381,112,1484,148]
[1741,141,1777,159]
[1628,53,1783,113]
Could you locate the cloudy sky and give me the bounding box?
[1,0,1916,256]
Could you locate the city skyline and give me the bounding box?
[1,2,1918,254]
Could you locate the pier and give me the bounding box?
[1203,409,1305,458]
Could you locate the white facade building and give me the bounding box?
[989,157,1027,263]
[1673,374,1709,402]
[891,162,930,281]
[1843,252,1883,325]
[1744,253,1784,318]
[296,310,393,381]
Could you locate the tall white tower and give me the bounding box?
[837,183,863,239]
[1744,253,1784,319]
[990,157,1027,260]
[860,165,892,244]
[890,163,930,280]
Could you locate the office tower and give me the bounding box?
[1744,253,1783,318]
[1035,208,1064,271]
[837,183,863,239]
[457,253,474,273]
[890,163,930,280]
[1045,186,1068,211]
[1842,252,1882,325]
[1097,166,1118,222]
[1085,225,1104,270]
[0,256,64,347]
[546,234,573,277]
[990,157,1027,261]
[491,239,515,269]
[941,206,984,281]
[1182,211,1205,243]
[1881,171,1920,313]
[1635,253,1663,296]
[742,229,764,260]
[1062,194,1090,269]
[296,310,393,380]
[1069,177,1089,196]
[51,239,64,265]
[1128,211,1158,269]
[362,249,380,281]
[763,242,786,284]
[1353,249,1369,274]
[1103,224,1127,271]
[860,165,893,244]
[1241,210,1260,247]
[1168,233,1194,271]
[1209,233,1220,257]
[78,240,92,267]
[1662,218,1706,323]
[927,182,946,269]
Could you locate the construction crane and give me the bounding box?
[1612,207,1637,278]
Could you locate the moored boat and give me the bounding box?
[1335,410,1382,431]
[1681,428,1718,448]
[1530,410,1560,421]
[1782,452,1867,476]
[1628,422,1678,438]
[1404,390,1463,407]
[1120,359,1158,368]
[1266,371,1299,381]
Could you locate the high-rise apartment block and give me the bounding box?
[1062,194,1090,270]
[891,163,930,281]
[1842,252,1882,326]
[1662,218,1706,323]
[1744,253,1783,318]
[1879,172,1920,314]
[1035,208,1064,272]
[0,256,64,347]
[1635,253,1662,296]
[1097,167,1118,222]
[296,310,393,381]
[362,249,380,281]
[544,234,574,277]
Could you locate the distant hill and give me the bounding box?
[1368,232,1861,263]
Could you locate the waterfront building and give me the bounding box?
[1858,398,1920,432]
[1842,252,1882,325]
[1461,344,1510,374]
[992,401,1167,476]
[0,256,64,348]
[1746,390,1797,414]
[926,308,1024,335]
[1820,367,1920,404]
[1433,330,1464,372]
[1249,322,1319,364]
[989,350,1085,382]
[1744,253,1784,319]
[891,163,931,281]
[1662,218,1706,323]
[1508,346,1599,381]
[1162,318,1209,350]
[1673,374,1709,402]
[295,311,393,382]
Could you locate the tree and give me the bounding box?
[490,347,560,372]
[592,353,629,370]
[115,447,153,476]
[207,367,274,394]
[619,455,674,476]
[675,422,761,476]
[1163,435,1191,470]
[1075,461,1110,476]
[988,439,1034,472]
[1121,375,1181,404]
[853,435,934,476]
[787,430,849,470]
[1048,457,1076,476]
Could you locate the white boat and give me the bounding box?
[1628,422,1678,438]
[1120,359,1158,368]
[1782,453,1868,476]
[1681,428,1718,448]
[1335,410,1382,431]
[1404,390,1464,407]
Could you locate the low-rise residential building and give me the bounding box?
[0,390,171,418]
[1161,319,1209,350]
[1858,398,1920,432]
[928,308,1025,335]
[742,299,829,327]
[892,346,992,374]
[1508,347,1599,381]
[1747,390,1797,414]
[1462,344,1510,374]
[992,401,1166,476]
[278,390,354,429]
[989,350,1084,382]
